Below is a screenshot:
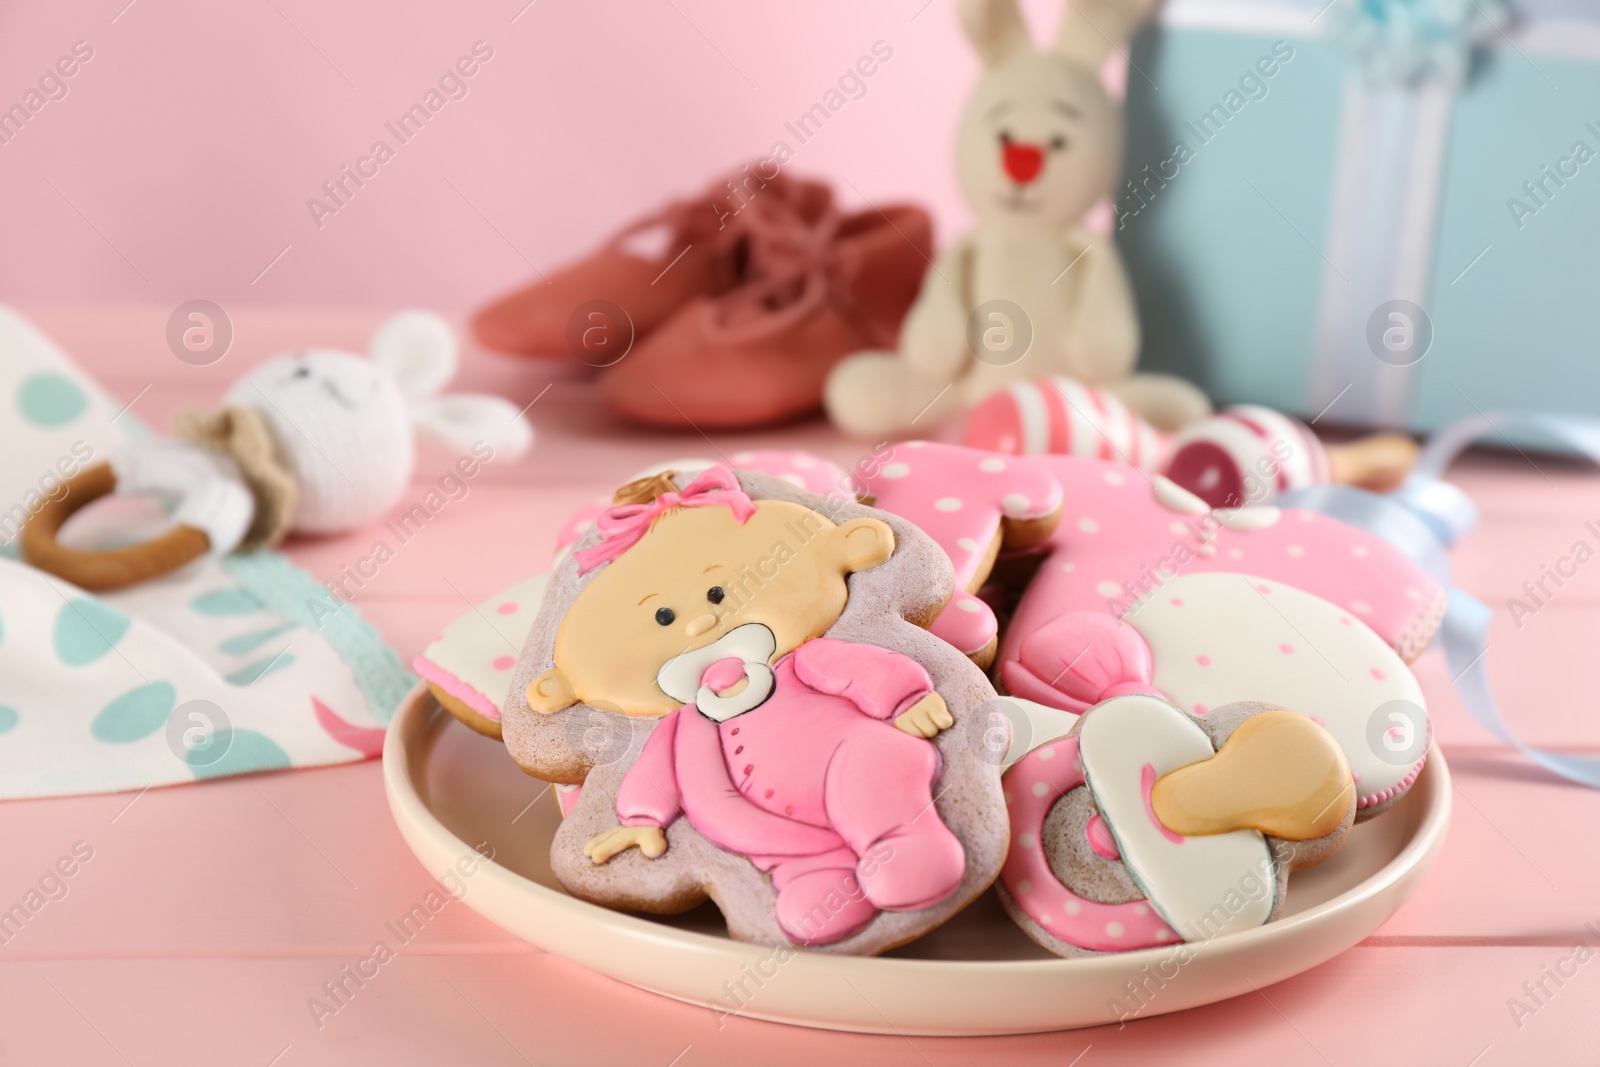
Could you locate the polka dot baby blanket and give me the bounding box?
[0,308,412,798]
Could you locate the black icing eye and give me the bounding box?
[1049,134,1067,151]
[706,586,725,605]
[654,607,675,626]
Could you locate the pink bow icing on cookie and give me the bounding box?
[1005,612,1163,713]
[575,466,756,573]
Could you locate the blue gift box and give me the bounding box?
[1117,0,1600,431]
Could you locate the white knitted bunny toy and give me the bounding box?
[219,310,531,535]
[824,0,1210,439]
[25,311,533,590]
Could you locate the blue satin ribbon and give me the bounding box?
[1282,412,1600,788]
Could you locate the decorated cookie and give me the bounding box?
[1004,572,1431,814]
[501,466,1008,953]
[434,453,858,738]
[997,695,1354,956]
[856,441,1063,667]
[554,450,858,565]
[992,453,1442,816]
[553,457,719,565]
[414,575,548,739]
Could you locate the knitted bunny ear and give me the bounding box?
[368,309,535,458]
[1055,0,1155,69]
[410,393,535,458]
[958,0,1032,67]
[369,310,457,399]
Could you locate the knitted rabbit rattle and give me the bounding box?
[964,376,1417,505]
[22,311,533,590]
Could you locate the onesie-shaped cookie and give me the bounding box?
[993,455,1443,817]
[502,466,1008,953]
[998,695,1354,956]
[856,441,1063,667]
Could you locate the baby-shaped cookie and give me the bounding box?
[856,441,1063,667]
[502,466,1009,953]
[998,695,1354,956]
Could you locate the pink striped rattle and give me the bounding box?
[963,377,1417,506]
[963,377,1168,472]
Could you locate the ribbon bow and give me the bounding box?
[1325,0,1511,88]
[1283,412,1600,789]
[575,466,757,574]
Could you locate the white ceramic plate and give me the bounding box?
[383,684,1451,1036]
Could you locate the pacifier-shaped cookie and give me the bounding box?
[998,695,1354,957]
[1150,709,1353,840]
[22,311,533,591]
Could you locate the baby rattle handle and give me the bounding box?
[20,463,212,592]
[1326,434,1419,494]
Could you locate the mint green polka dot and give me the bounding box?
[192,588,264,616]
[0,707,17,735]
[55,599,132,667]
[91,681,176,743]
[188,729,290,779]
[225,653,295,685]
[17,373,88,427]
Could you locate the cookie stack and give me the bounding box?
[417,443,1441,957]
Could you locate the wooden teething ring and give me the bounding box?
[19,463,212,592]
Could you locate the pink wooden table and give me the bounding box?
[5,305,1598,1066]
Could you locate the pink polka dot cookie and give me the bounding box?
[415,575,548,739]
[857,441,1063,667]
[995,453,1444,816]
[998,695,1354,957]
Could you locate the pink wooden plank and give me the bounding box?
[3,945,1596,1066]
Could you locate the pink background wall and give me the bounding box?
[0,0,1096,313]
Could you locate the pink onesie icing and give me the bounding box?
[857,441,1064,656]
[999,736,1176,951]
[615,637,966,946]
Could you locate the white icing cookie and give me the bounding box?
[1079,695,1275,940]
[1127,572,1427,808]
[414,575,548,731]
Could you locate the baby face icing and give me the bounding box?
[529,488,896,718]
